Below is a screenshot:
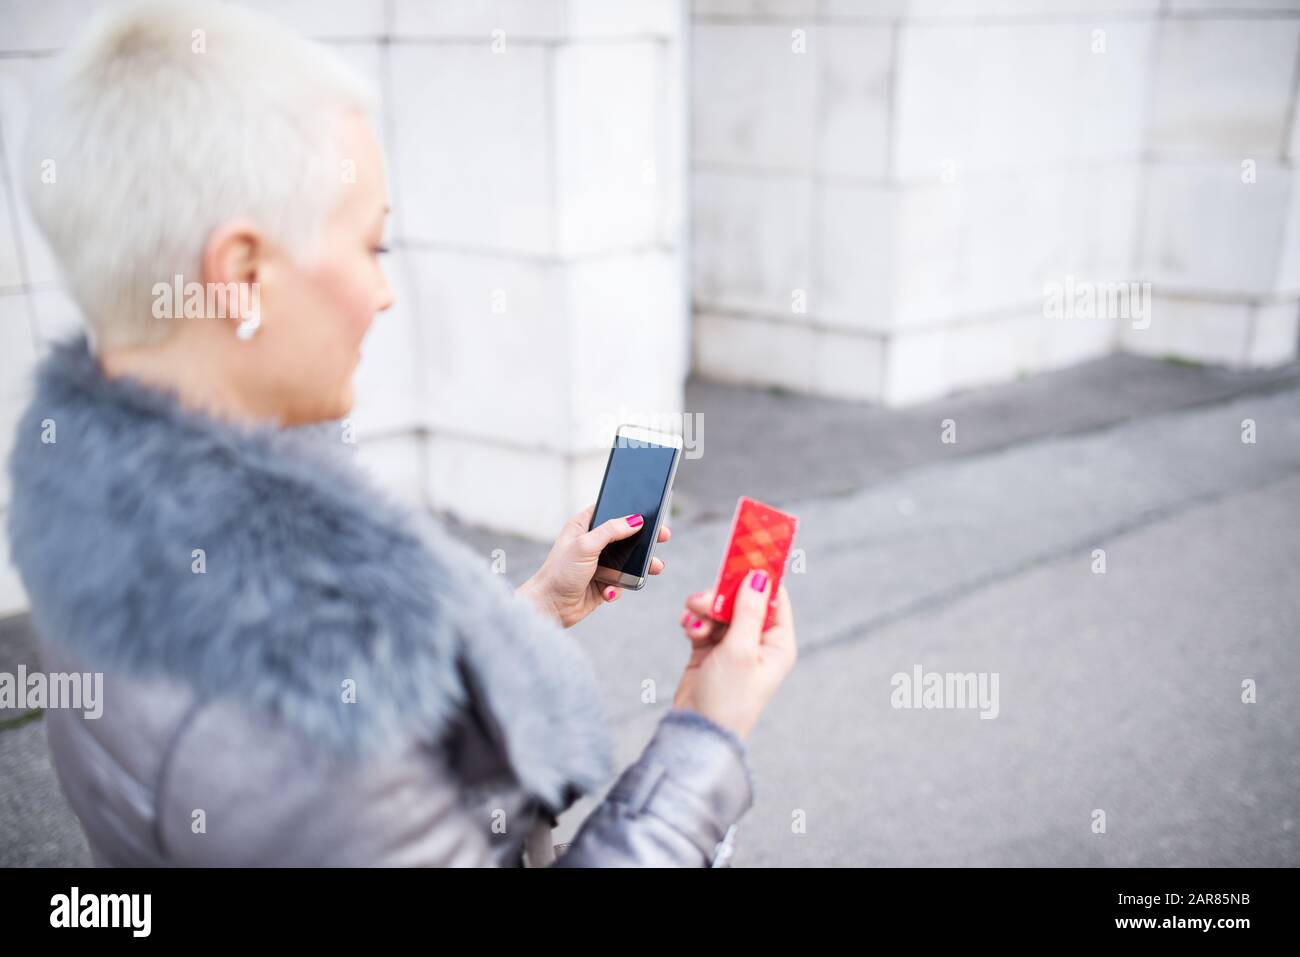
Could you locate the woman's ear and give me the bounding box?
[199,218,265,339]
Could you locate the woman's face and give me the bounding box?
[253,111,394,425]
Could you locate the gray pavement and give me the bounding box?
[3,354,1299,866]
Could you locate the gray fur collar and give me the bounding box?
[6,336,614,814]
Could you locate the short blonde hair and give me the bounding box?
[22,0,377,349]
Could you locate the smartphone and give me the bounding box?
[589,425,683,590]
[708,496,799,629]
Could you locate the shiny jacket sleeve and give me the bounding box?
[552,708,756,868]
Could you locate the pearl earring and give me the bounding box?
[235,314,260,340]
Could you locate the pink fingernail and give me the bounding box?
[750,571,769,592]
[626,514,644,528]
[690,617,702,629]
[606,588,616,600]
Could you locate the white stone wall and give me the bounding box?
[690,0,1300,405]
[0,0,686,615]
[1127,10,1300,366]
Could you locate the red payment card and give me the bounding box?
[708,497,799,629]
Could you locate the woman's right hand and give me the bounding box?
[671,570,797,741]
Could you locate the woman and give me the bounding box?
[6,1,797,866]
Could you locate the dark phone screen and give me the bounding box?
[590,437,679,578]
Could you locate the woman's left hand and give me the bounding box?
[517,505,670,628]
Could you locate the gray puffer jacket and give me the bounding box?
[8,338,755,867]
